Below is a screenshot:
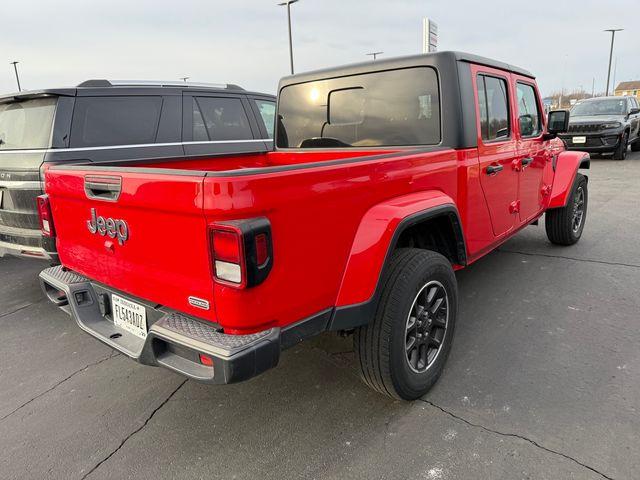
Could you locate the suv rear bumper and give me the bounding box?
[0,239,57,261]
[39,265,281,384]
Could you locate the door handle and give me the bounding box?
[486,164,503,175]
[521,157,533,167]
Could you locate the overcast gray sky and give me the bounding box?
[1,0,638,97]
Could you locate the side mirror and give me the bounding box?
[630,107,640,115]
[544,110,570,139]
[519,114,534,136]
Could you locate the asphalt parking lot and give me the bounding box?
[1,151,639,480]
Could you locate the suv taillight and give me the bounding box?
[210,218,273,289]
[37,194,55,237]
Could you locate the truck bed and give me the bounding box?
[45,146,484,334]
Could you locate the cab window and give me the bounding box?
[476,74,510,141]
[516,83,542,137]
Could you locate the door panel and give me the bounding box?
[473,67,519,237]
[514,79,552,222]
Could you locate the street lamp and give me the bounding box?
[604,28,623,96]
[10,61,21,92]
[278,0,299,75]
[366,51,384,60]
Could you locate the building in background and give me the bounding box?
[422,18,437,53]
[614,81,640,102]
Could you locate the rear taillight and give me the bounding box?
[210,218,273,289]
[37,194,55,237]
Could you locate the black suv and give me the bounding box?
[0,80,275,260]
[559,96,640,160]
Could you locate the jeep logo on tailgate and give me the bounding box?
[87,208,129,245]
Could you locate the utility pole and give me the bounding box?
[278,0,299,75]
[592,77,595,97]
[604,28,623,95]
[10,61,21,92]
[180,77,190,83]
[366,52,384,60]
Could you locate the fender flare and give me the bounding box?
[329,190,466,331]
[548,151,590,209]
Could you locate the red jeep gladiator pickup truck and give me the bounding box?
[39,52,589,400]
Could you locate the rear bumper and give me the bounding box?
[39,265,281,384]
[0,239,57,261]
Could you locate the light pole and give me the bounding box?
[278,0,299,75]
[180,77,190,83]
[604,28,623,96]
[10,61,21,92]
[366,51,384,60]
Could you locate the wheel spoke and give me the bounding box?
[406,335,416,352]
[406,315,417,331]
[432,316,446,328]
[430,297,445,315]
[429,335,442,348]
[426,286,437,307]
[409,347,419,369]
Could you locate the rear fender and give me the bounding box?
[548,151,590,209]
[330,191,465,330]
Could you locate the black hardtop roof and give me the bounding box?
[0,80,274,103]
[279,51,534,89]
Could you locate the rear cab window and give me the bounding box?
[70,96,162,147]
[0,97,57,150]
[277,67,441,148]
[476,74,511,142]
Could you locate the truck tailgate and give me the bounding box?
[45,167,214,320]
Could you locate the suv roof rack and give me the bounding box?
[76,79,244,90]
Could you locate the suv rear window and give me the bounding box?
[277,67,441,148]
[70,96,162,148]
[0,97,57,150]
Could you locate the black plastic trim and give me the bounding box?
[328,204,466,331]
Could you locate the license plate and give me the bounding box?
[572,136,586,144]
[111,294,147,339]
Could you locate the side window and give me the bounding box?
[516,83,542,137]
[476,75,510,141]
[70,96,162,148]
[192,97,253,141]
[253,99,276,139]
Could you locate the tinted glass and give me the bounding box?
[193,97,253,141]
[0,97,57,150]
[571,98,627,116]
[476,75,510,141]
[277,67,440,148]
[70,96,162,148]
[516,83,541,137]
[254,99,276,139]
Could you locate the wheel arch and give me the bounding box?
[329,191,466,331]
[549,151,590,209]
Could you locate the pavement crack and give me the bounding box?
[81,378,188,480]
[420,399,615,480]
[0,298,47,319]
[498,248,640,269]
[0,352,119,422]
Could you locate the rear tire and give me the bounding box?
[545,173,588,245]
[612,131,628,160]
[354,249,457,400]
